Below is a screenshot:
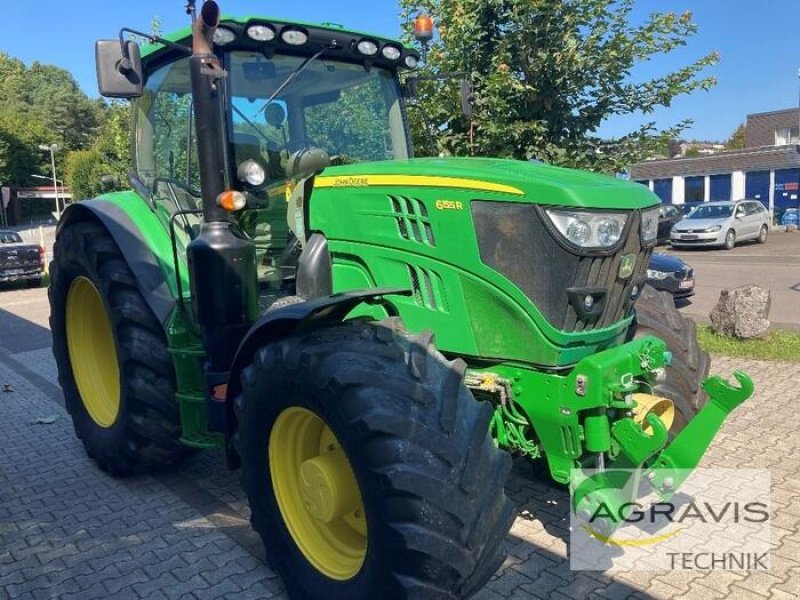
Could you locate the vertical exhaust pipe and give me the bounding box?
[187,1,259,431]
[192,1,219,56]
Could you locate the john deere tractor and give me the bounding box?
[49,2,752,597]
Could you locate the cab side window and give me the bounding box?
[134,58,200,213]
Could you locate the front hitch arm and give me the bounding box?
[571,371,753,525]
[649,370,753,495]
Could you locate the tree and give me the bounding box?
[0,52,105,189]
[399,0,718,172]
[725,123,746,150]
[0,113,52,185]
[65,149,110,201]
[65,102,132,200]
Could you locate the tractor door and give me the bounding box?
[132,56,202,241]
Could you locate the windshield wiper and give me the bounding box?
[255,42,336,118]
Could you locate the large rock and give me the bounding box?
[709,285,771,338]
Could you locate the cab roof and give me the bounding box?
[141,15,417,71]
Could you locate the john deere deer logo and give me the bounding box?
[618,254,636,279]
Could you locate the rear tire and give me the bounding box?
[235,317,515,599]
[49,220,188,474]
[629,285,710,435]
[724,229,736,250]
[757,224,768,244]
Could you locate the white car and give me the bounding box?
[670,200,770,250]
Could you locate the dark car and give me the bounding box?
[646,252,694,300]
[657,205,683,244]
[0,230,45,288]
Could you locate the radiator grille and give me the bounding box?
[472,202,651,332]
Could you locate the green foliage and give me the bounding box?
[399,0,719,172]
[0,113,52,185]
[684,145,702,157]
[0,52,104,186]
[725,123,746,150]
[65,103,132,200]
[698,326,800,362]
[65,149,110,201]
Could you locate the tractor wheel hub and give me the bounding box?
[299,449,357,523]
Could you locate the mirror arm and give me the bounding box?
[118,27,192,69]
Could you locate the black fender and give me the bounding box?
[57,202,176,327]
[224,287,411,468]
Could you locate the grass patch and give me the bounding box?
[697,326,800,362]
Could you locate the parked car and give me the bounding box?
[657,205,683,244]
[0,230,45,288]
[646,252,695,300]
[780,208,799,227]
[670,200,770,250]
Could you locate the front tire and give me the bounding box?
[235,317,515,599]
[724,229,736,250]
[49,220,188,474]
[757,224,768,244]
[629,285,710,435]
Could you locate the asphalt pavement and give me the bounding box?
[661,231,800,331]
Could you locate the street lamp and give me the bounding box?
[38,143,60,220]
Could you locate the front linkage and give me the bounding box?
[469,335,753,521]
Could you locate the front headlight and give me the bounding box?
[544,209,629,249]
[704,224,722,233]
[647,268,669,280]
[640,207,659,245]
[237,159,267,187]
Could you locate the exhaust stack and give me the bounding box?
[192,1,219,55]
[186,0,259,432]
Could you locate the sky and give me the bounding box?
[2,0,799,143]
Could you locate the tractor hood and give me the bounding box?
[317,157,659,210]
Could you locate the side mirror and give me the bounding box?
[96,40,143,98]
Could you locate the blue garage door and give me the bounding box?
[745,171,770,208]
[653,179,672,204]
[709,174,731,201]
[684,176,704,202]
[774,169,800,211]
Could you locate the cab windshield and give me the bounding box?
[227,51,409,186]
[687,205,733,219]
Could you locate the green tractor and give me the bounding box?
[49,2,752,597]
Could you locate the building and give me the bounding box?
[630,108,800,221]
[0,185,72,226]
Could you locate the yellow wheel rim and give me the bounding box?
[269,407,367,580]
[65,276,121,428]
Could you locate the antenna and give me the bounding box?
[186,0,197,22]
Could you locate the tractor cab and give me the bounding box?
[102,17,419,300]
